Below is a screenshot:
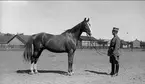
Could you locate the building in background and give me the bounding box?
[0,34,30,50]
[8,34,30,49]
[78,36,98,49]
[132,39,140,48]
[0,35,14,49]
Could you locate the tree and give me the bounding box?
[4,33,13,36]
[140,41,145,49]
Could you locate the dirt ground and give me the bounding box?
[0,49,145,84]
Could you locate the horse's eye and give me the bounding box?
[87,22,91,27]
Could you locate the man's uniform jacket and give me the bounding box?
[108,35,121,63]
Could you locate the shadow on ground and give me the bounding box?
[85,70,109,75]
[16,69,68,75]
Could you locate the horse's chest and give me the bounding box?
[65,38,77,50]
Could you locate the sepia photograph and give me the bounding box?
[0,0,145,84]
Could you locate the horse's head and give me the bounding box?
[82,18,92,36]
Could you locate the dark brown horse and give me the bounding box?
[23,18,91,75]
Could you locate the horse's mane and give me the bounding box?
[61,21,83,35]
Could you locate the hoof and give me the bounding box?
[34,71,39,74]
[111,75,116,77]
[110,73,118,77]
[67,72,74,76]
[29,72,34,75]
[115,73,118,76]
[110,72,114,75]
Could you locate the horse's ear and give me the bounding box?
[84,18,87,21]
[87,18,89,22]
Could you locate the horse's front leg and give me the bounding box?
[68,50,74,76]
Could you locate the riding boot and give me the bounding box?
[115,63,119,76]
[110,63,115,76]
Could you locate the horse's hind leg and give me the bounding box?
[33,50,43,74]
[29,50,40,74]
[30,57,35,75]
[30,57,39,74]
[34,57,39,74]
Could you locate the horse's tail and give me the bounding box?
[23,36,34,62]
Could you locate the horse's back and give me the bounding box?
[31,32,53,49]
[31,32,76,52]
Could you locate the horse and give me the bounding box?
[23,18,91,76]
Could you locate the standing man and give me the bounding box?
[107,27,121,77]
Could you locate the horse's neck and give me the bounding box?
[72,28,82,40]
[62,22,83,40]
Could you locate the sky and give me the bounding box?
[0,1,145,41]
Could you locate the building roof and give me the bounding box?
[80,36,97,41]
[0,34,31,44]
[0,35,15,44]
[133,39,140,42]
[16,34,31,44]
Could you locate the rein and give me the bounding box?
[86,35,127,71]
[86,35,107,56]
